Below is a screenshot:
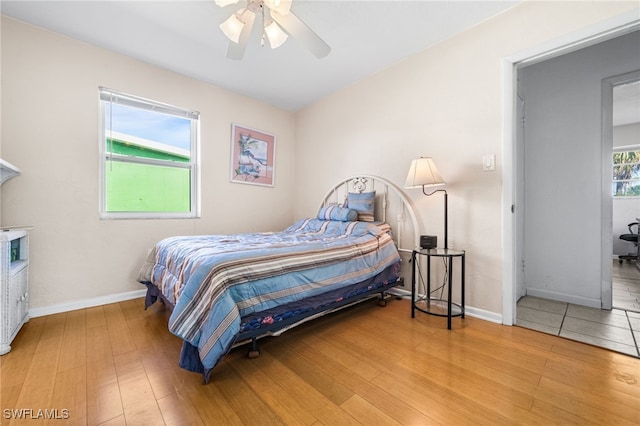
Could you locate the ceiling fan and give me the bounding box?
[215,0,331,60]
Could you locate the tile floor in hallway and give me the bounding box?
[516,260,640,358]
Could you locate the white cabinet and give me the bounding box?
[0,229,29,355]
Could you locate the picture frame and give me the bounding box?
[229,123,276,187]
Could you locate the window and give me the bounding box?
[99,88,200,219]
[612,147,640,197]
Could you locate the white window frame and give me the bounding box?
[612,145,640,198]
[98,87,201,219]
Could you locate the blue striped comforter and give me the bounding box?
[138,218,401,377]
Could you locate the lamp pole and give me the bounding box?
[422,187,448,249]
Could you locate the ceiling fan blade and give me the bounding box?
[271,10,330,58]
[226,10,256,60]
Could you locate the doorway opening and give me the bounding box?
[610,76,640,312]
[502,18,640,357]
[501,12,640,327]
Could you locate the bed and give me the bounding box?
[137,175,420,383]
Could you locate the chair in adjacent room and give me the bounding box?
[618,222,639,263]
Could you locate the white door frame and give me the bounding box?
[602,70,640,307]
[501,11,639,325]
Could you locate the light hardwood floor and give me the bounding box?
[1,297,639,425]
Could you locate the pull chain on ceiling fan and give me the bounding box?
[215,0,331,60]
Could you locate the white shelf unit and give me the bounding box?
[0,229,29,355]
[0,159,21,185]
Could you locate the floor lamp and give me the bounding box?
[405,157,448,249]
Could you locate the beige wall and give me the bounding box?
[293,1,639,315]
[1,1,638,317]
[0,16,296,310]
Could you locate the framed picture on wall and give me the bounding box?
[229,123,276,187]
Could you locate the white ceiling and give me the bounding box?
[0,0,521,111]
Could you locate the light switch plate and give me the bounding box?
[482,154,496,171]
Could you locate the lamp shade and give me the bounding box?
[220,14,245,43]
[264,21,288,48]
[405,157,446,189]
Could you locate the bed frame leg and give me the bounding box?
[377,292,388,307]
[247,338,261,359]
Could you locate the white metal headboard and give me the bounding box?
[319,175,421,255]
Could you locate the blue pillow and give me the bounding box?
[347,191,375,222]
[317,205,358,222]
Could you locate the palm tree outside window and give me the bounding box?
[613,148,640,197]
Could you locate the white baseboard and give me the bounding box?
[465,306,503,324]
[388,288,504,325]
[29,289,147,318]
[526,288,601,309]
[29,287,507,326]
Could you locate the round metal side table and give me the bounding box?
[411,248,465,329]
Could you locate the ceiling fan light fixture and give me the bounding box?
[220,13,245,43]
[264,21,288,49]
[216,0,329,59]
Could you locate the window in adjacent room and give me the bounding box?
[612,147,640,197]
[99,87,200,219]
